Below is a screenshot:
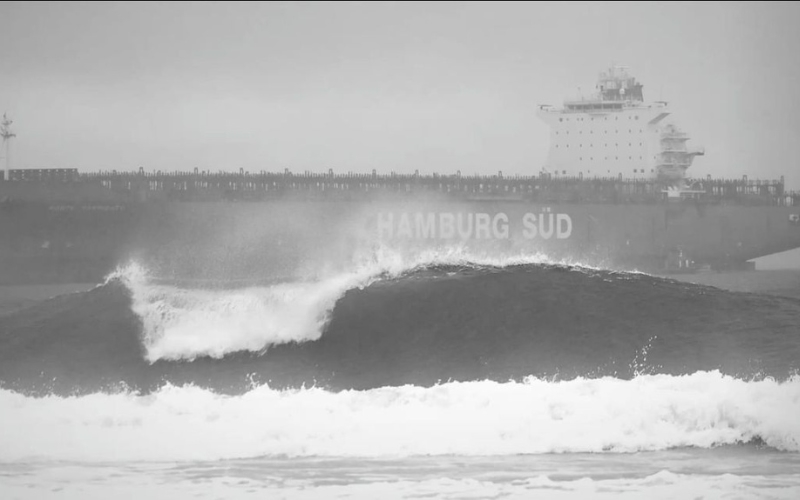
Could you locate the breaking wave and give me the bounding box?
[1,371,798,463]
[1,244,799,397]
[111,246,565,361]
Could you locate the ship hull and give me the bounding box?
[3,196,799,285]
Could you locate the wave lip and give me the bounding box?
[1,371,798,463]
[133,276,362,362]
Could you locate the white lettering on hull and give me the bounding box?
[377,211,573,240]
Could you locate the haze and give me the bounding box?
[1,1,799,189]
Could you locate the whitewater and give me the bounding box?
[3,372,800,462]
[2,246,800,499]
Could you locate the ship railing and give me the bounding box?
[74,170,788,187]
[12,169,797,206]
[661,132,689,139]
[4,168,80,182]
[49,170,791,188]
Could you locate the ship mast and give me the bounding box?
[1,113,16,174]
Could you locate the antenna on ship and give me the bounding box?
[1,113,16,175]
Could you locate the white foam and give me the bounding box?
[3,467,800,500]
[2,371,798,463]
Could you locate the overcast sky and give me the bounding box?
[1,1,799,188]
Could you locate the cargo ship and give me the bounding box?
[2,66,800,285]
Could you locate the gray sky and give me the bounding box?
[2,1,799,189]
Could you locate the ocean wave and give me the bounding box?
[2,247,800,396]
[1,371,798,463]
[108,245,570,362]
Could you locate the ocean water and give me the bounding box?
[1,248,799,499]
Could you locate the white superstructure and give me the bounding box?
[537,66,703,184]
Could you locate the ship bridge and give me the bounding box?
[536,65,701,185]
[558,66,648,113]
[596,65,644,102]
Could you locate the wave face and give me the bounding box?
[1,250,799,396]
[2,372,799,462]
